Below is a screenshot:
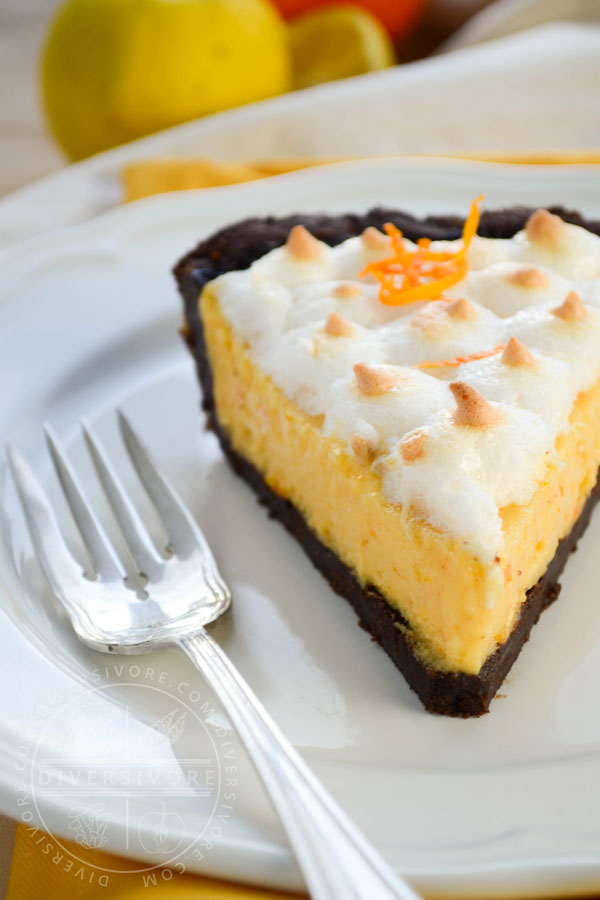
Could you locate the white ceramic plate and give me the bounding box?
[2,158,600,898]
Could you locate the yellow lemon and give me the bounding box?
[289,3,395,90]
[40,0,291,161]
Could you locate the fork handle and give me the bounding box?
[179,630,420,900]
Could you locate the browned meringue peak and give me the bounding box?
[354,362,398,396]
[501,336,536,367]
[552,290,588,322]
[411,302,448,334]
[400,432,426,463]
[506,265,550,289]
[450,381,501,428]
[285,224,324,261]
[361,226,390,253]
[333,281,362,299]
[323,312,355,337]
[410,297,474,335]
[525,209,565,249]
[446,297,477,321]
[350,433,377,465]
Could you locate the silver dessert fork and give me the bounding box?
[7,412,420,900]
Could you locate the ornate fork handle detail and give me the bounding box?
[180,631,420,900]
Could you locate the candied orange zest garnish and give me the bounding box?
[416,344,506,370]
[360,196,484,306]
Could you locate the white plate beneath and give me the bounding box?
[2,158,600,898]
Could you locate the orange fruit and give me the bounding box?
[273,0,427,40]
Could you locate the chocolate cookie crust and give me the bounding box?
[174,206,600,716]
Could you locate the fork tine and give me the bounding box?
[44,425,126,582]
[6,444,86,595]
[81,421,164,579]
[118,411,217,561]
[118,412,230,603]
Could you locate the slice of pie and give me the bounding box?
[174,203,600,716]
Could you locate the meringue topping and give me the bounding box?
[446,297,477,320]
[323,312,354,337]
[525,209,564,249]
[401,432,426,462]
[361,226,390,253]
[351,433,377,465]
[506,266,550,289]
[354,362,398,396]
[552,290,587,322]
[501,336,535,367]
[286,225,323,261]
[333,282,362,299]
[450,381,501,428]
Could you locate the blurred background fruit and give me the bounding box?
[290,4,395,89]
[273,0,427,41]
[40,0,291,161]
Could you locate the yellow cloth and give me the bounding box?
[121,153,600,202]
[9,152,600,900]
[7,825,305,900]
[7,822,595,900]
